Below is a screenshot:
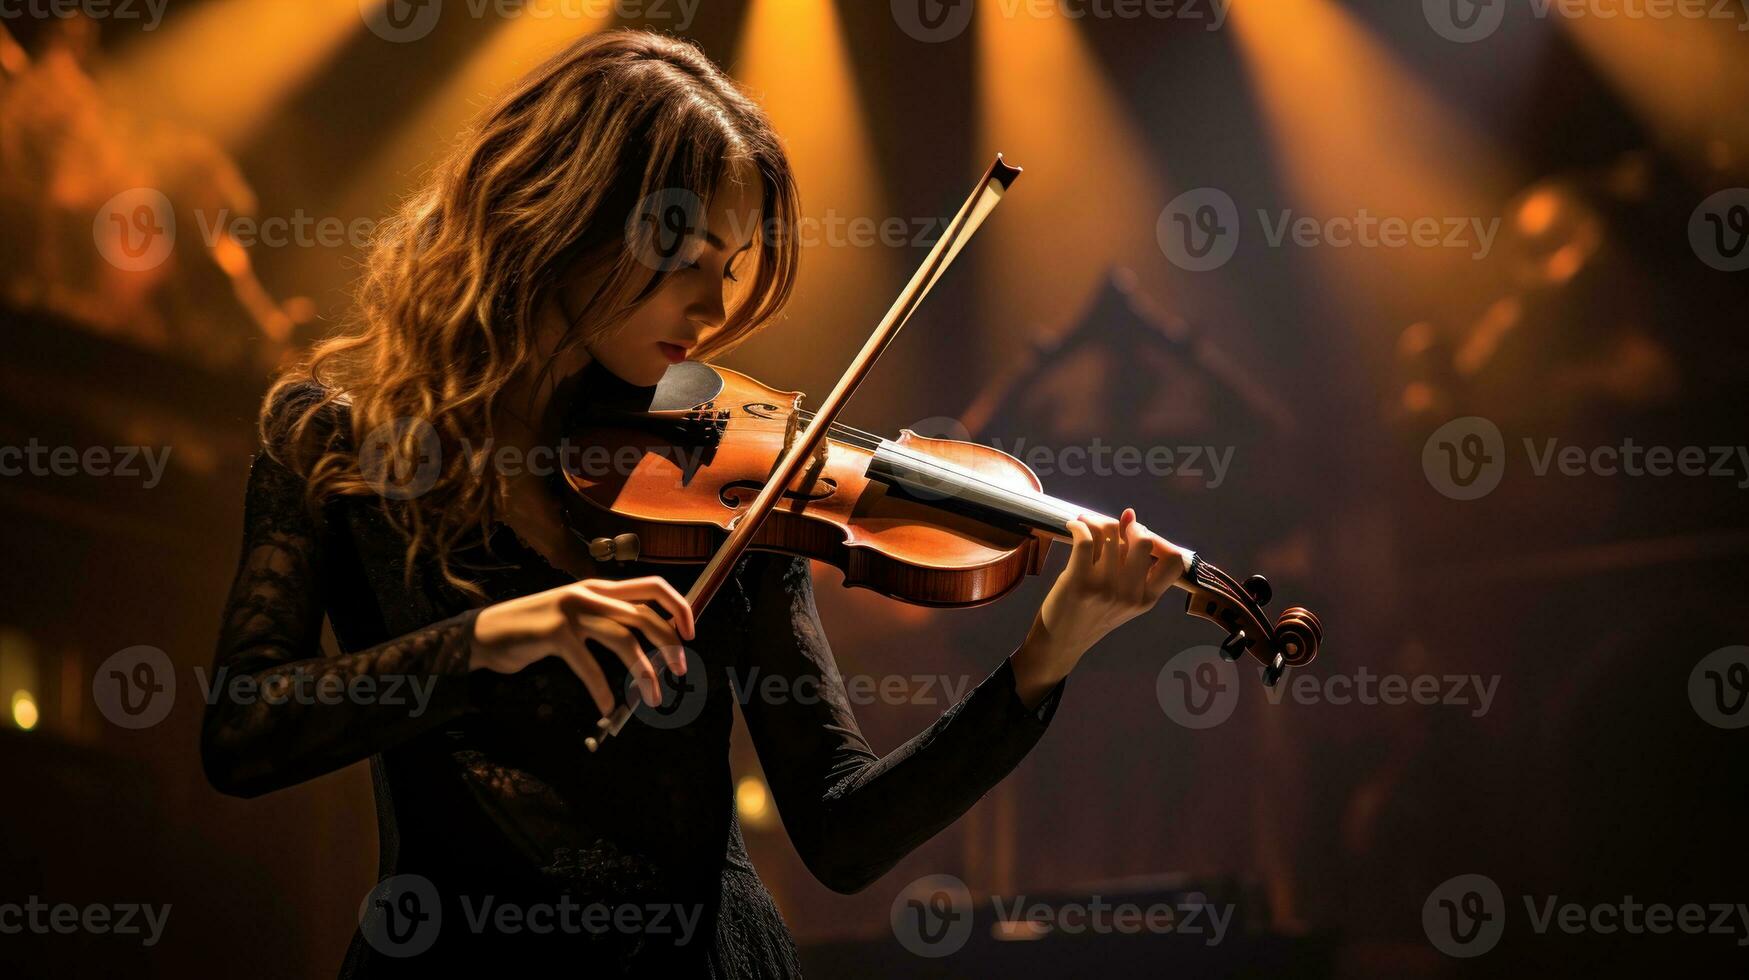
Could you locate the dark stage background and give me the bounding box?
[2,1,1745,976]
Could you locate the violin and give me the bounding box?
[564,155,1322,750]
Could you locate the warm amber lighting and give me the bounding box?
[210,234,251,278]
[1229,0,1507,315]
[96,0,368,149]
[736,775,775,829]
[11,690,38,731]
[1398,321,1436,359]
[297,10,606,293]
[1455,297,1523,377]
[1518,190,1560,237]
[1544,243,1586,284]
[732,0,896,395]
[1508,182,1601,287]
[975,5,1170,361]
[991,919,1050,941]
[1554,12,1749,165]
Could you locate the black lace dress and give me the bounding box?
[201,383,1066,977]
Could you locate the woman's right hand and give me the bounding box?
[470,576,697,716]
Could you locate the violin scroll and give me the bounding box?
[1180,557,1322,687]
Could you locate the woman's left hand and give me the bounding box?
[1011,508,1190,706]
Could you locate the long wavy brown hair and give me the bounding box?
[264,30,800,596]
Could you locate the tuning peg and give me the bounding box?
[1242,574,1272,605]
[1219,631,1251,662]
[1262,652,1285,688]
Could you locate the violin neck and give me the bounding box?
[867,443,1108,540]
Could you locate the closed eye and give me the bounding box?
[681,257,741,283]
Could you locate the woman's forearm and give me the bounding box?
[1010,613,1081,711]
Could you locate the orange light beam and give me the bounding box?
[95,0,368,150]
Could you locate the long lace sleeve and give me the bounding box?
[200,451,480,798]
[734,554,1066,894]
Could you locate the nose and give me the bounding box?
[685,276,727,335]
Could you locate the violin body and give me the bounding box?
[560,363,1054,606]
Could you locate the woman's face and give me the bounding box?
[544,177,762,390]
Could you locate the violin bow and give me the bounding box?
[586,154,1023,751]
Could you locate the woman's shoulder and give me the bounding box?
[264,375,351,425]
[260,375,353,456]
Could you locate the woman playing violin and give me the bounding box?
[202,29,1182,977]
